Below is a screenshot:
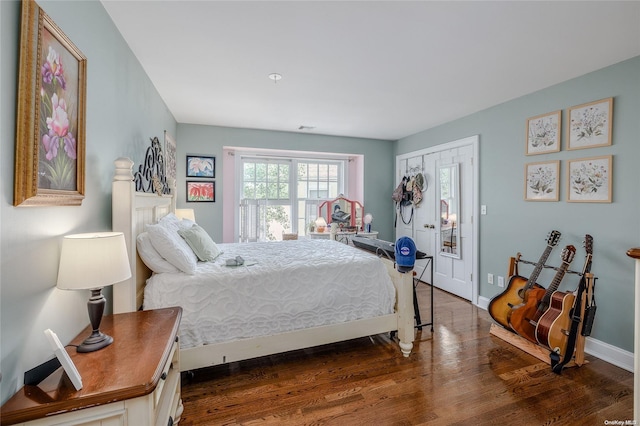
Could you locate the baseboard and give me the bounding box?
[475,296,634,372]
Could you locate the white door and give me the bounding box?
[396,136,478,302]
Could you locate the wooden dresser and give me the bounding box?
[1,307,182,426]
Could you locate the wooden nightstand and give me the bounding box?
[1,307,182,426]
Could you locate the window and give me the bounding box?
[239,155,345,242]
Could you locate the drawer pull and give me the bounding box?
[161,372,167,380]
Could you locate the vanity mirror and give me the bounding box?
[439,163,460,258]
[318,195,363,231]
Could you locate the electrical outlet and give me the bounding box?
[498,276,505,288]
[487,273,494,284]
[481,205,487,215]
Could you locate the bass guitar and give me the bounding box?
[488,230,561,330]
[508,245,575,343]
[536,235,593,353]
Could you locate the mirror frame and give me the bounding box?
[438,163,461,259]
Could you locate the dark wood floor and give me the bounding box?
[179,284,634,425]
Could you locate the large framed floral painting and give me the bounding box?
[187,181,215,202]
[567,156,612,203]
[567,98,613,150]
[14,0,87,206]
[525,110,561,155]
[524,160,559,201]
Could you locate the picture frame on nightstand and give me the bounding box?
[44,329,83,390]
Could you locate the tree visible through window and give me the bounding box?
[239,156,344,242]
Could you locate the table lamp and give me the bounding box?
[175,208,196,221]
[57,232,131,352]
[315,217,327,233]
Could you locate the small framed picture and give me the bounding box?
[567,98,613,150]
[44,329,82,390]
[524,160,559,201]
[187,181,215,202]
[567,155,612,203]
[186,155,215,178]
[526,110,561,155]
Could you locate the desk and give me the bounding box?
[413,255,434,332]
[309,231,378,245]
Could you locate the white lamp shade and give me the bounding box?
[57,232,131,290]
[315,217,327,227]
[175,208,196,221]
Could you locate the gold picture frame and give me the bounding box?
[525,110,561,155]
[567,155,612,203]
[524,160,559,201]
[14,0,87,206]
[567,98,613,151]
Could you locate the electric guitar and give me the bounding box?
[508,245,575,343]
[488,230,561,330]
[536,235,593,353]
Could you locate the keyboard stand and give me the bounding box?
[413,255,434,332]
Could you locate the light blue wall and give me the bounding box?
[396,56,640,353]
[0,0,176,403]
[176,124,396,242]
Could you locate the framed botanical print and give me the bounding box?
[567,98,613,150]
[14,0,87,206]
[524,160,559,201]
[567,155,612,203]
[526,110,561,155]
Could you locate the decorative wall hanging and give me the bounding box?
[526,110,561,155]
[134,137,170,195]
[567,98,613,150]
[14,0,87,206]
[524,160,559,201]
[567,155,612,203]
[187,181,215,202]
[186,155,215,178]
[164,131,177,182]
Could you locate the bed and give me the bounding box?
[112,157,415,372]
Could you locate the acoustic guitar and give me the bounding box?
[488,230,561,330]
[508,245,575,343]
[536,235,593,353]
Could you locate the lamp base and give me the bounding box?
[77,331,113,353]
[77,288,113,353]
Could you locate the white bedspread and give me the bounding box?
[143,239,395,349]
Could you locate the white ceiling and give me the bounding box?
[101,1,640,141]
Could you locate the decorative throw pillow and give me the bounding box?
[178,224,221,262]
[136,232,180,273]
[146,223,198,274]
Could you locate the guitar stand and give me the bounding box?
[489,256,595,369]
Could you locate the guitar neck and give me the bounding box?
[542,263,569,305]
[525,245,553,290]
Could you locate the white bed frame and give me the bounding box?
[112,157,415,371]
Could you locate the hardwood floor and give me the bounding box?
[179,284,634,425]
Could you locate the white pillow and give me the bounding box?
[178,224,221,262]
[146,223,198,274]
[136,233,180,273]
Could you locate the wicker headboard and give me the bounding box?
[112,157,176,313]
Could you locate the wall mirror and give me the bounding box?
[438,163,460,258]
